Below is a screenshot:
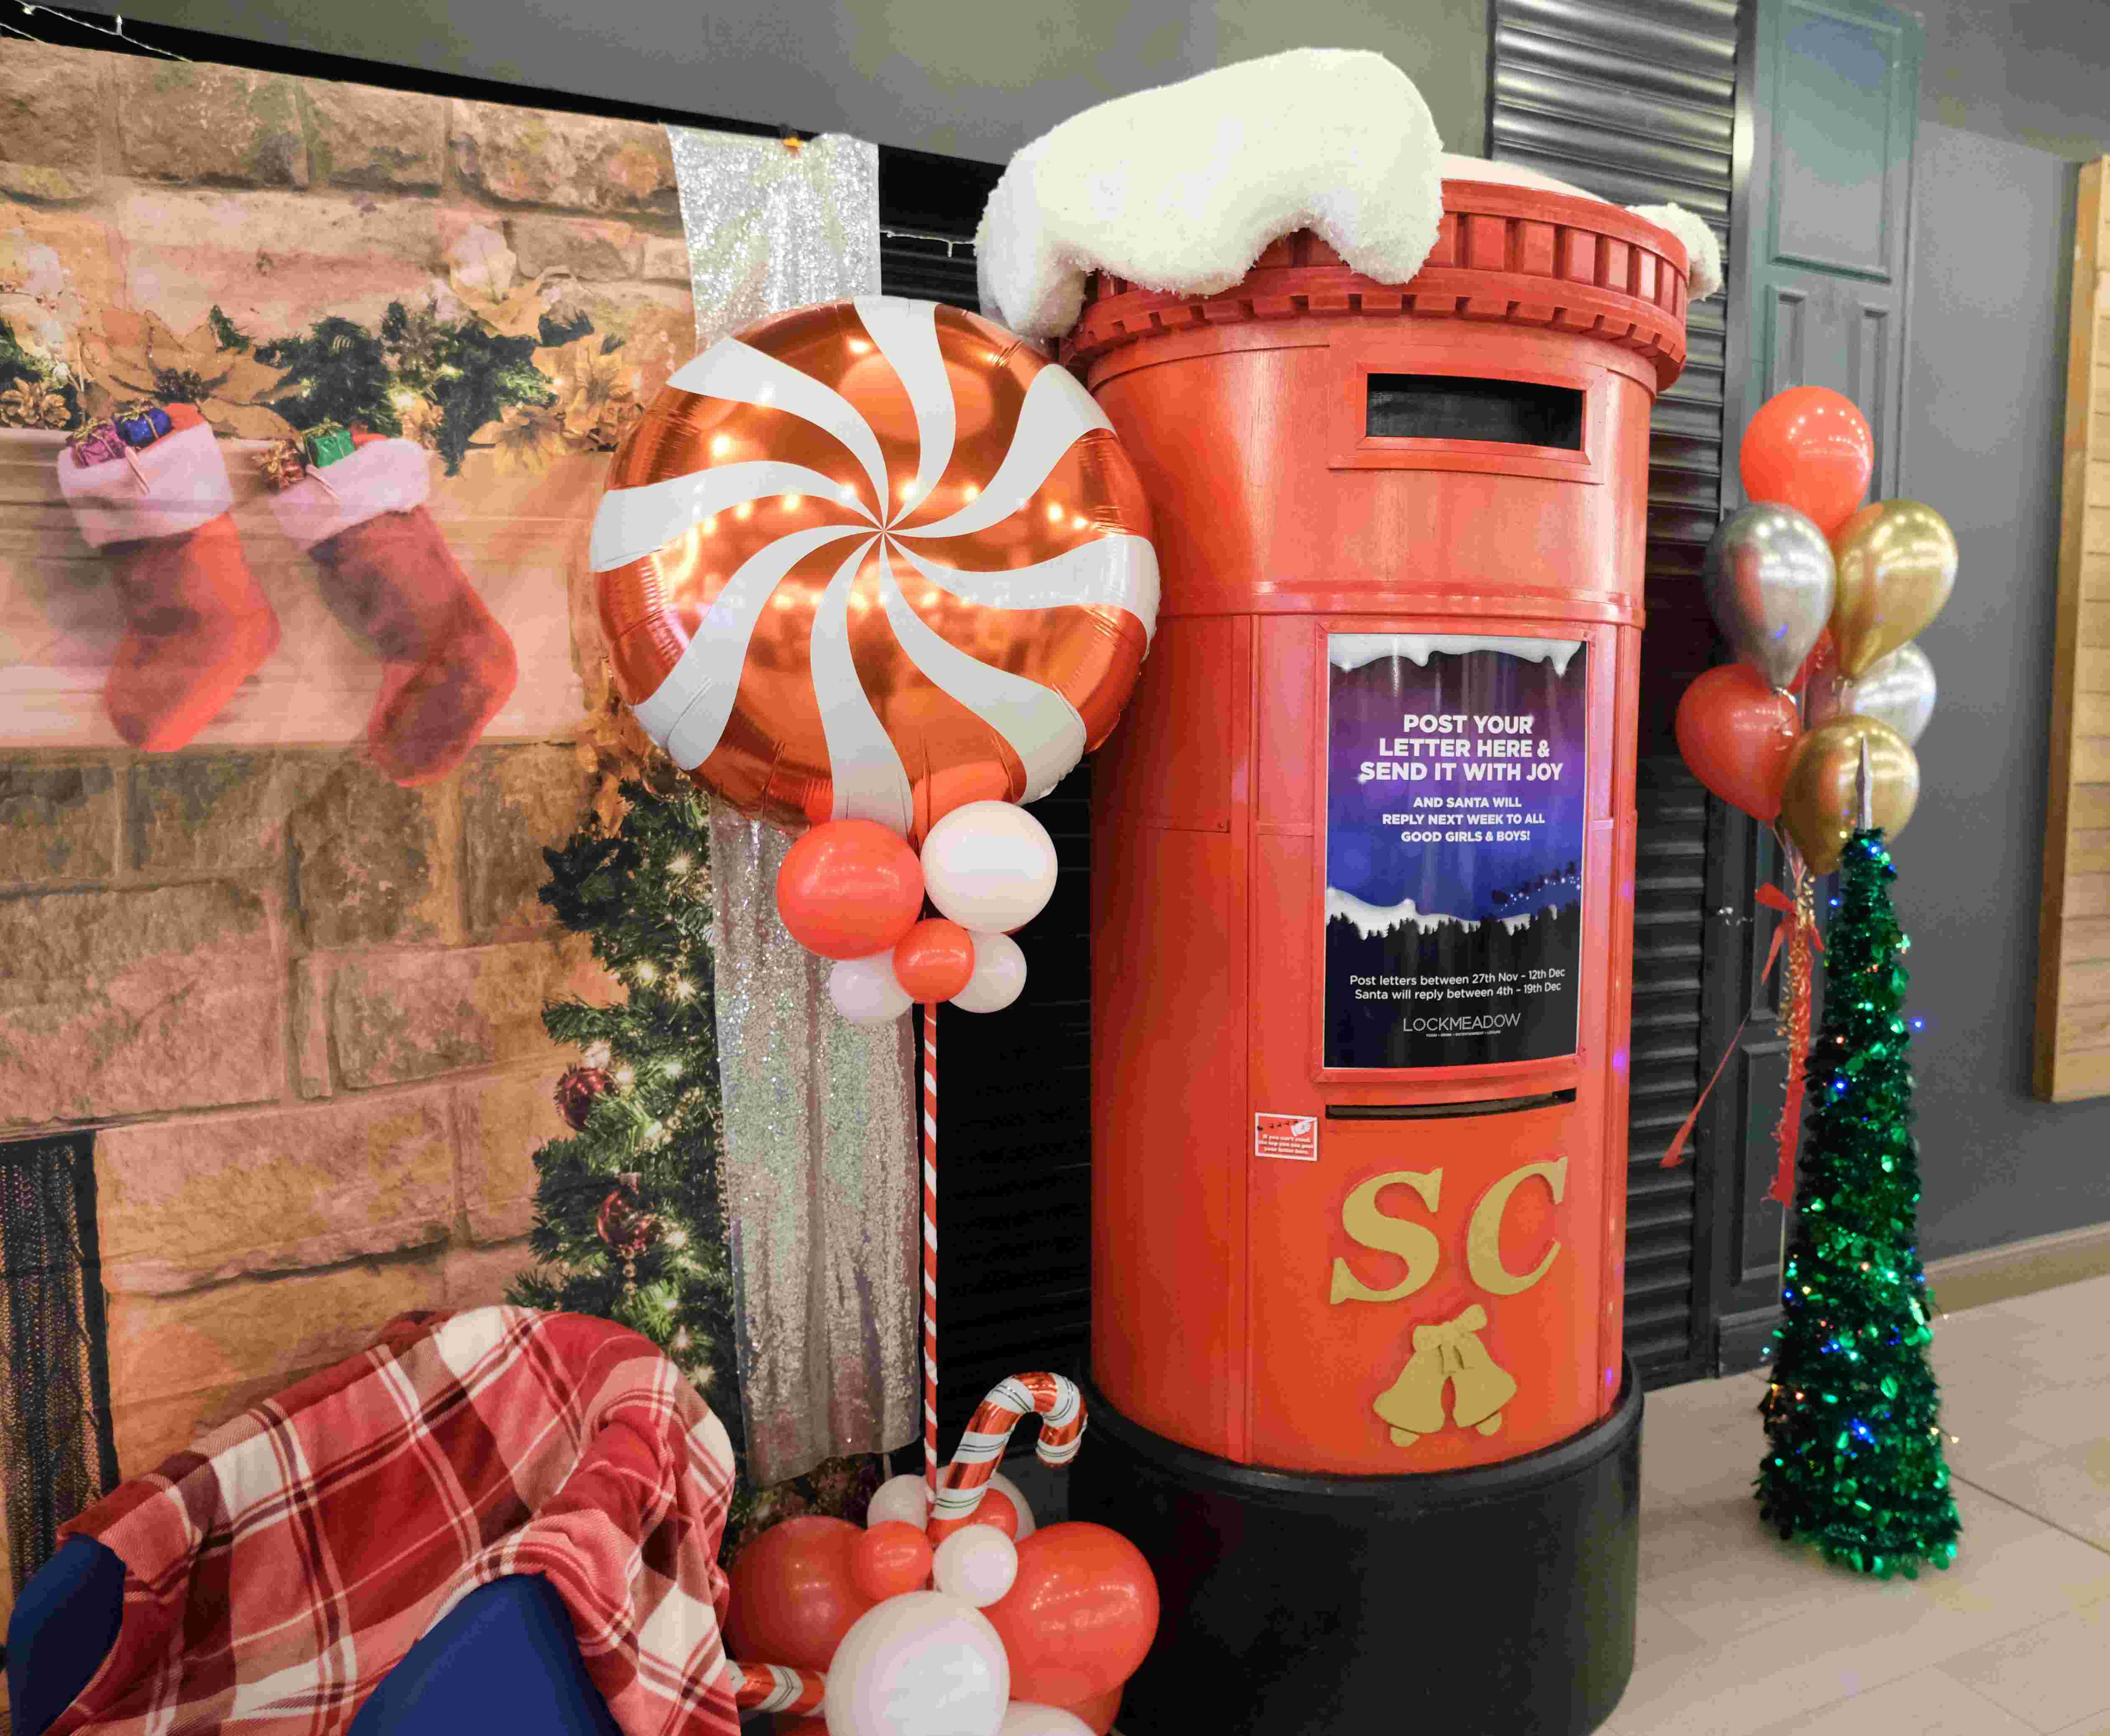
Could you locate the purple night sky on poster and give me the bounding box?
[1324,634,1590,1070]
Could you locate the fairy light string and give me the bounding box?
[1756,827,1960,1576]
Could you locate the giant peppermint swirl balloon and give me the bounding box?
[591,297,1158,839]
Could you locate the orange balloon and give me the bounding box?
[724,1516,873,1672]
[850,1520,934,1602]
[1674,664,1801,822]
[1053,1686,1123,1735]
[893,918,976,1002]
[970,1486,1020,1539]
[593,298,1158,843]
[985,1522,1159,1706]
[774,819,924,959]
[1739,386,1872,537]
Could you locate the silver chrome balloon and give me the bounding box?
[1825,641,1937,745]
[1701,503,1836,691]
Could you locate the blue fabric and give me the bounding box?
[6,1536,126,1736]
[6,1545,617,1736]
[347,1575,624,1736]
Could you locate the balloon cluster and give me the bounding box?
[728,1471,1154,1736]
[587,293,1158,1024]
[1679,386,1955,871]
[775,800,1055,1022]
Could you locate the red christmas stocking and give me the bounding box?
[268,435,517,786]
[56,410,279,750]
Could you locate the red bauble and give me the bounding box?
[595,1187,661,1259]
[774,820,925,960]
[555,1063,613,1132]
[724,1515,874,1672]
[849,1520,934,1601]
[984,1522,1159,1706]
[892,918,976,1003]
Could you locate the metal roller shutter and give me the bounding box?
[1490,0,1744,1385]
[876,155,1096,1442]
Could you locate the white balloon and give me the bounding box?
[932,1526,1018,1608]
[984,1470,1036,1540]
[921,803,1058,933]
[949,930,1028,1014]
[829,952,912,1024]
[824,1591,1009,1736]
[998,1708,1093,1736]
[867,1472,932,1529]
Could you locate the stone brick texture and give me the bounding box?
[0,47,704,1637]
[0,742,606,1483]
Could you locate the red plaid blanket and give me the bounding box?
[54,1308,739,1736]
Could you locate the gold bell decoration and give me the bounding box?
[1373,1304,1518,1448]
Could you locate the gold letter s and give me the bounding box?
[1330,1169,1443,1304]
[1466,1157,1568,1297]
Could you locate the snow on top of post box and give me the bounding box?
[1329,633,1585,679]
[975,47,1723,341]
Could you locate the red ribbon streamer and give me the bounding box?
[1659,881,1820,1175]
[1765,876,1820,1207]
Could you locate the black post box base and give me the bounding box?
[1069,1365,1644,1736]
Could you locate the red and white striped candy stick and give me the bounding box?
[929,1372,1086,1541]
[727,1660,826,1718]
[922,1006,940,1507]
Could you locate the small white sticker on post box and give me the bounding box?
[1254,1112,1318,1162]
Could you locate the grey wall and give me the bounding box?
[1914,0,2110,160]
[59,0,1491,165]
[1899,121,2110,1257]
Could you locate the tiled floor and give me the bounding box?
[1608,1273,2110,1736]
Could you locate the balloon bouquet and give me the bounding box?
[1668,386,1957,1192]
[589,295,1162,1735]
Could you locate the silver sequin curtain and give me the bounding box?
[663,126,918,1486]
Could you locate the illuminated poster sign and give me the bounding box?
[1324,633,1588,1069]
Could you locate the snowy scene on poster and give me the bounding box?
[1325,633,1588,1069]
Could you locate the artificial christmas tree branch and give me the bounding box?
[508,779,880,1551]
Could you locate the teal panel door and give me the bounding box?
[1735,0,1922,498]
[1708,0,1922,1371]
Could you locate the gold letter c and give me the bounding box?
[1466,1157,1568,1297]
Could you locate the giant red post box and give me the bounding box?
[1066,174,1693,1736]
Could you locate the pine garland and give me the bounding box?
[509,782,745,1463]
[1756,828,1961,1575]
[509,781,880,1548]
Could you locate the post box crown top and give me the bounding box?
[1062,182,1693,392]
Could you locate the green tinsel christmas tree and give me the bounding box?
[1757,828,1961,1576]
[509,779,881,1547]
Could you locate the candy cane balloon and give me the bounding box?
[592,297,1159,841]
[725,1659,826,1717]
[930,1372,1086,1541]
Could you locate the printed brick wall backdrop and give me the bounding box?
[0,44,702,1630]
[1,41,699,754]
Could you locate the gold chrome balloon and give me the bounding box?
[1777,716,1919,874]
[1829,501,1956,679]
